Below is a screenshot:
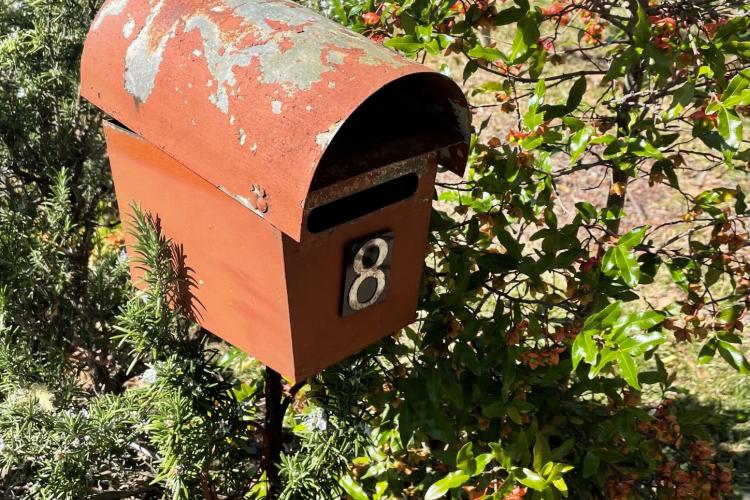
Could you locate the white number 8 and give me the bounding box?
[348,237,389,311]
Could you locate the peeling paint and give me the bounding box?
[271,100,282,114]
[92,0,129,30]
[120,0,407,109]
[239,128,247,145]
[124,0,177,103]
[184,14,258,114]
[122,17,135,38]
[315,120,343,150]
[326,50,346,65]
[218,185,266,217]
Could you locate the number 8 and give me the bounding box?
[348,237,389,311]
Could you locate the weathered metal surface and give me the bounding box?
[105,120,437,380]
[82,0,469,241]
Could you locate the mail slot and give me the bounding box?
[81,0,470,380]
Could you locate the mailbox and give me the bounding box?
[81,0,470,380]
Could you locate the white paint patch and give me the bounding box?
[122,17,135,39]
[326,50,346,65]
[327,81,335,89]
[239,128,247,145]
[184,14,260,114]
[229,115,236,125]
[315,120,343,150]
[192,49,203,57]
[218,186,265,217]
[93,0,129,30]
[124,0,177,103]
[271,100,282,114]
[250,143,258,152]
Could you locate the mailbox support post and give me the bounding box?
[262,367,284,496]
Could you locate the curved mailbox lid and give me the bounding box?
[81,0,470,241]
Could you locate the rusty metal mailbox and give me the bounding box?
[81,0,470,380]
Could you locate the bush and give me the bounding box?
[1,0,748,499]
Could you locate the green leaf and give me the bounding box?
[493,6,525,26]
[374,481,387,500]
[523,79,546,130]
[518,469,546,491]
[629,138,664,159]
[339,475,369,500]
[467,44,505,62]
[590,348,619,376]
[569,126,594,162]
[664,83,694,121]
[617,329,665,356]
[566,77,587,111]
[617,352,641,390]
[723,89,750,109]
[614,246,641,288]
[552,477,569,496]
[717,106,743,149]
[456,442,475,474]
[509,25,528,62]
[698,339,718,364]
[463,60,479,83]
[384,35,423,55]
[476,253,518,273]
[618,226,648,249]
[572,330,596,369]
[533,433,551,471]
[722,69,750,106]
[634,4,650,47]
[582,451,600,478]
[616,310,665,332]
[602,139,628,160]
[425,471,471,500]
[583,301,623,332]
[575,201,598,221]
[717,341,750,374]
[474,453,493,476]
[509,15,538,62]
[717,304,744,326]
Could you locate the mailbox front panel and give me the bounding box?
[282,157,437,379]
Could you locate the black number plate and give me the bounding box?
[341,231,394,316]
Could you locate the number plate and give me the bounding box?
[341,231,394,316]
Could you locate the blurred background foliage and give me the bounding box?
[0,0,749,499]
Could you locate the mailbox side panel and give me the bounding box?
[103,123,297,377]
[282,160,438,380]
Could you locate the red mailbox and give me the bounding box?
[81,0,470,380]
